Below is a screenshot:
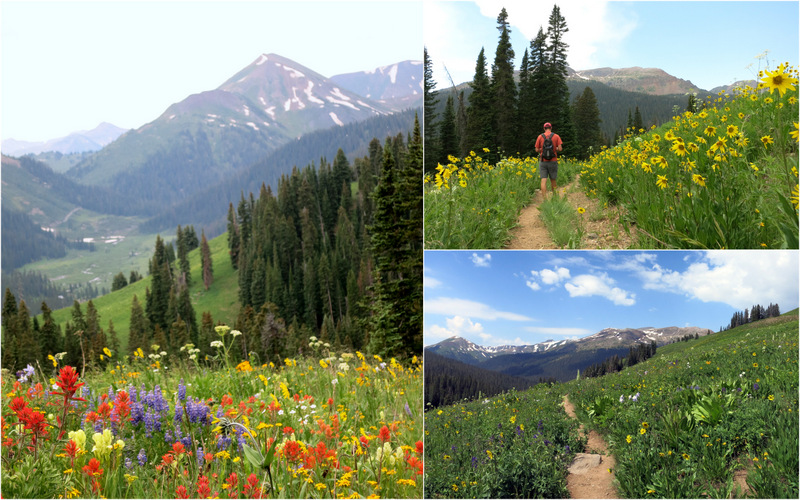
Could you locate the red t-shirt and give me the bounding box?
[535,132,562,161]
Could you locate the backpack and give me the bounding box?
[541,132,556,160]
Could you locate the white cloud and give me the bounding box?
[424,275,443,288]
[526,266,570,290]
[471,253,492,267]
[564,273,636,306]
[629,251,799,310]
[425,297,533,321]
[426,315,532,347]
[540,266,571,285]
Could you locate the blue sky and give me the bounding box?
[1,1,422,142]
[424,250,799,347]
[425,1,799,92]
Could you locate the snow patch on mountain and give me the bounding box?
[304,81,325,105]
[329,112,343,126]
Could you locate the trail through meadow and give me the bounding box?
[504,177,634,249]
[563,394,619,499]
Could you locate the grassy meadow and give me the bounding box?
[424,312,799,498]
[45,232,240,354]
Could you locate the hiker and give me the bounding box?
[535,122,563,198]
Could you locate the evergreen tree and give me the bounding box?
[64,300,86,370]
[2,288,19,370]
[227,202,241,269]
[111,272,128,291]
[424,47,440,174]
[199,311,215,359]
[332,148,352,212]
[687,92,697,113]
[456,90,469,158]
[573,86,603,159]
[39,301,63,364]
[438,94,458,163]
[633,106,644,134]
[177,225,192,287]
[525,28,549,150]
[491,7,518,156]
[128,294,149,356]
[107,320,120,357]
[16,300,39,368]
[201,229,213,291]
[465,48,494,155]
[541,5,577,157]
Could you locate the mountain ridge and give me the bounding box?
[2,122,129,156]
[427,325,712,368]
[65,53,410,206]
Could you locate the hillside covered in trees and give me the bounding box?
[424,3,694,171]
[1,117,423,374]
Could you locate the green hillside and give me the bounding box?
[46,231,239,354]
[425,311,799,498]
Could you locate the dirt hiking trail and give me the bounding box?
[504,178,633,250]
[563,394,619,499]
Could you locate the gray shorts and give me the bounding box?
[539,160,558,180]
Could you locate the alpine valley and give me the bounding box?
[425,325,712,390]
[2,53,422,305]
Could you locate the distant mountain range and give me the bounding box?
[330,60,423,110]
[567,66,756,97]
[3,54,420,223]
[426,326,711,381]
[2,122,128,156]
[2,53,421,247]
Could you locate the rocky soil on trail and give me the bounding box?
[563,394,619,499]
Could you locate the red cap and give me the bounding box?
[544,122,552,129]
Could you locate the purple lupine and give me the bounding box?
[144,409,161,437]
[753,382,760,391]
[181,435,192,450]
[197,447,205,467]
[124,457,133,469]
[174,404,184,425]
[471,456,478,468]
[130,400,145,426]
[137,448,147,466]
[164,430,173,443]
[217,435,232,450]
[178,379,187,402]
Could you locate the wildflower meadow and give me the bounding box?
[423,150,581,249]
[570,313,799,498]
[1,329,423,499]
[424,312,799,499]
[579,63,799,249]
[424,385,584,498]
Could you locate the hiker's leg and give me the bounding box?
[539,162,548,195]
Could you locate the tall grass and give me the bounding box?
[423,151,580,249]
